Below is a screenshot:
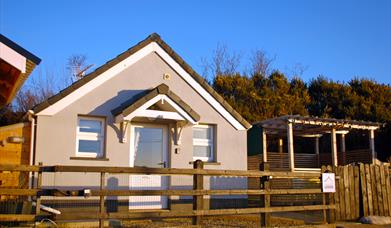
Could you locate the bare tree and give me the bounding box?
[202,44,241,80]
[12,54,91,113]
[289,63,308,78]
[13,67,57,113]
[250,49,274,76]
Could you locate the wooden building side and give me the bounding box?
[0,122,31,198]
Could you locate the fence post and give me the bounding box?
[35,162,42,222]
[327,165,335,224]
[193,160,204,225]
[260,163,270,227]
[321,166,327,224]
[99,172,106,228]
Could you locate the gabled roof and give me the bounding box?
[112,83,200,123]
[32,33,251,129]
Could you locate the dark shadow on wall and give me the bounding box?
[87,89,146,142]
[107,177,119,212]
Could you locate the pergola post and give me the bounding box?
[315,137,320,167]
[287,122,295,172]
[331,128,338,167]
[278,138,283,153]
[340,134,346,165]
[262,129,267,163]
[369,129,375,164]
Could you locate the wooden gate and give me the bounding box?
[333,163,391,221]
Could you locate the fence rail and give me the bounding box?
[0,161,335,227]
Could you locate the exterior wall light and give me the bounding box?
[7,136,25,144]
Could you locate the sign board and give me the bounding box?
[322,173,336,193]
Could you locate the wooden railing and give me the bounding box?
[0,162,335,227]
[249,153,320,170]
[249,150,373,171]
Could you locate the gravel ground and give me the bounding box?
[121,214,306,227]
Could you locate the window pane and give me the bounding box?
[79,119,102,133]
[193,127,211,140]
[137,128,163,142]
[78,139,101,154]
[193,145,211,158]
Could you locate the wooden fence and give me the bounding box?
[333,163,391,221]
[0,162,335,227]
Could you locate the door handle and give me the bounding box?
[157,161,167,168]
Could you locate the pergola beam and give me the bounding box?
[257,115,382,131]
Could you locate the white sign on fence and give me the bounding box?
[322,173,336,193]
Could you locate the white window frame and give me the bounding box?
[192,124,214,162]
[75,116,105,158]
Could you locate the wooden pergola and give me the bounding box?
[254,115,383,171]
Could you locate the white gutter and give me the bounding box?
[28,110,36,189]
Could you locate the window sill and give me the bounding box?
[189,161,221,165]
[70,157,109,161]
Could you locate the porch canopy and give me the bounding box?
[111,83,200,143]
[254,115,383,171]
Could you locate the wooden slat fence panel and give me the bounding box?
[375,165,384,216]
[353,166,360,219]
[334,167,340,221]
[334,163,391,221]
[379,165,388,216]
[370,164,379,215]
[337,166,345,220]
[385,164,391,216]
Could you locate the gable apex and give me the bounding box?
[32,33,251,130]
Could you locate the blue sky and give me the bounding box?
[1,0,390,86]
